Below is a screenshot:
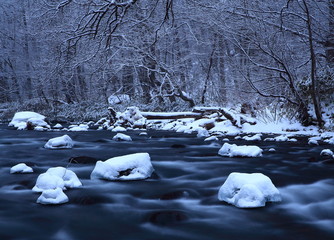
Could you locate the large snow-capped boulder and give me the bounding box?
[218,143,263,157]
[36,188,69,205]
[32,167,82,192]
[10,163,33,174]
[218,172,281,208]
[91,153,154,181]
[112,133,132,141]
[44,135,74,149]
[8,111,50,130]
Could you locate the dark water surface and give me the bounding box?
[0,125,333,240]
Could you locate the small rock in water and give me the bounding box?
[90,153,154,181]
[204,136,218,142]
[320,149,334,157]
[36,188,69,205]
[10,163,33,174]
[148,211,188,225]
[69,156,98,164]
[160,190,189,200]
[170,144,186,148]
[44,135,74,149]
[112,133,132,141]
[112,126,127,132]
[218,143,263,157]
[53,123,63,129]
[268,148,276,152]
[197,128,210,138]
[308,139,318,145]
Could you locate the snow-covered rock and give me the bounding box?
[112,126,127,132]
[308,139,319,145]
[36,188,69,205]
[274,135,289,142]
[268,148,276,152]
[32,167,82,192]
[91,153,154,181]
[320,149,334,156]
[113,133,132,141]
[324,137,334,145]
[44,135,74,149]
[8,111,50,130]
[242,134,262,141]
[197,128,210,138]
[46,167,82,189]
[32,173,65,192]
[116,106,146,128]
[204,136,218,141]
[68,124,88,131]
[53,123,63,129]
[10,163,33,174]
[218,172,281,208]
[139,132,148,136]
[218,143,263,157]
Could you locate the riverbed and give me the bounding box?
[0,125,333,240]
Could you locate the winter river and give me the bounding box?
[0,125,333,240]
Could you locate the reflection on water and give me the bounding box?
[0,125,333,240]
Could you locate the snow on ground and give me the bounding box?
[10,163,33,174]
[113,133,132,141]
[44,135,74,149]
[36,188,69,205]
[91,153,154,181]
[8,111,50,130]
[218,172,282,208]
[218,143,263,157]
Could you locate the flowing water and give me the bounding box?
[0,125,333,240]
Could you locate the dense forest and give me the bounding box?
[0,0,333,126]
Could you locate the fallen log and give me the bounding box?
[141,111,202,120]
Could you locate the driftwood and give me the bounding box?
[141,112,202,120]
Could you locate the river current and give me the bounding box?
[0,125,333,240]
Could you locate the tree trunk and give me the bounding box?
[303,0,323,128]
